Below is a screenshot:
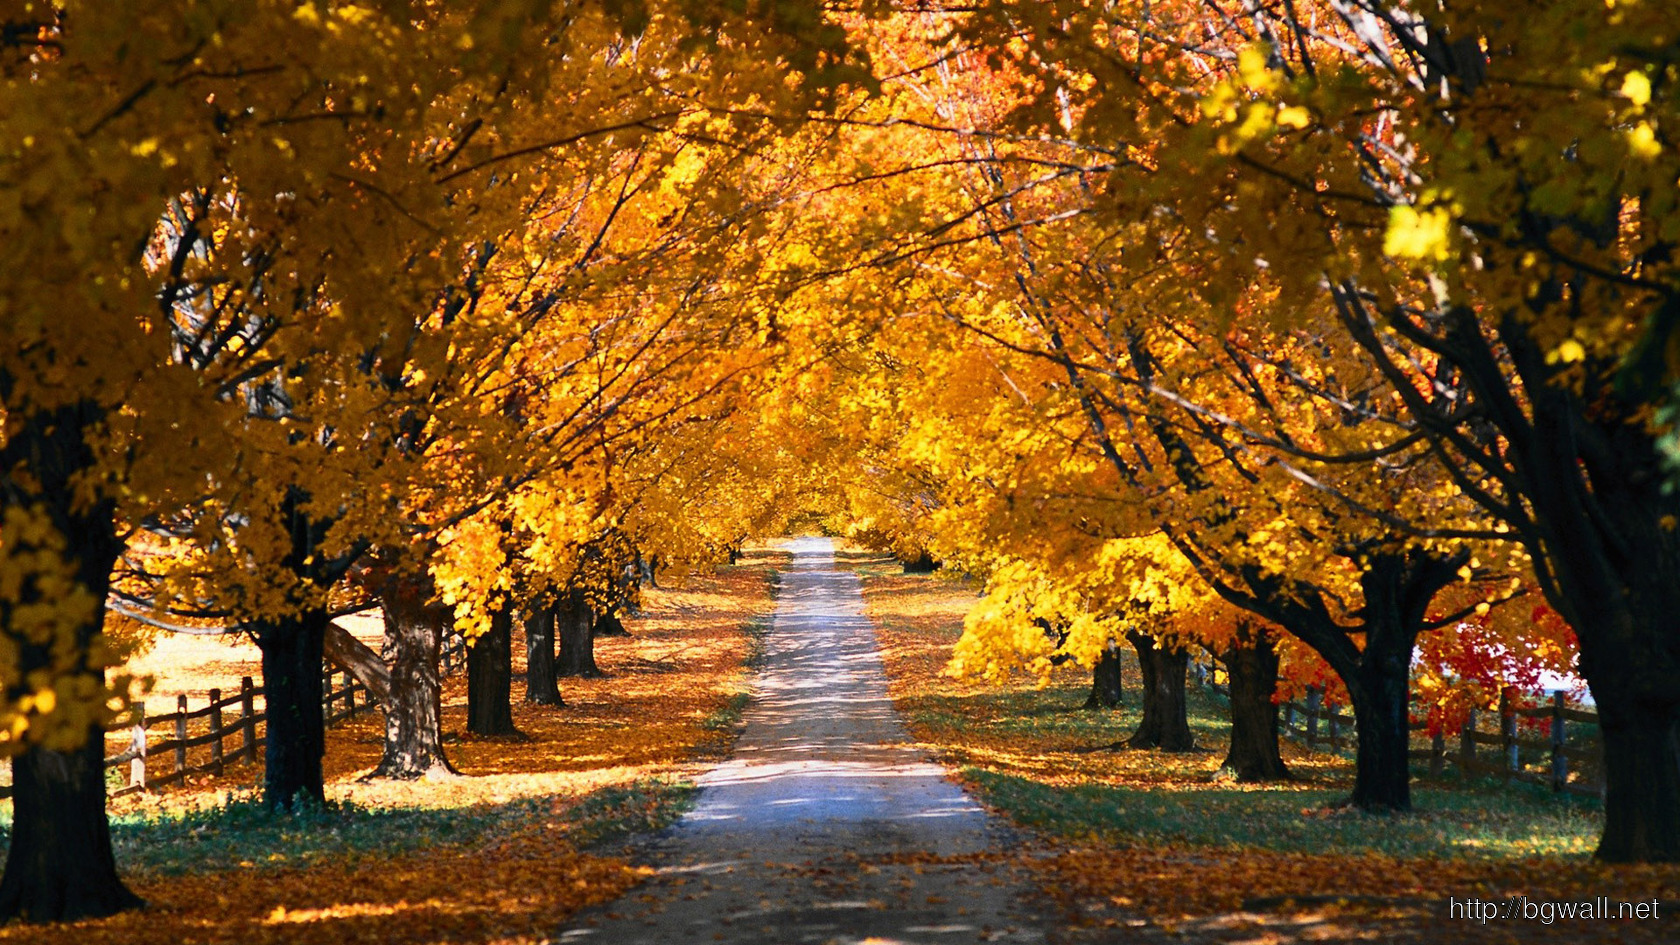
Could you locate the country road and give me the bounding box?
[557,537,1057,944]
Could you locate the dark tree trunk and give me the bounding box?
[900,551,938,573]
[1559,504,1680,857]
[1120,336,1455,810]
[593,609,630,637]
[557,590,602,678]
[467,605,518,736]
[371,572,454,779]
[0,393,143,921]
[1588,675,1680,861]
[1218,624,1290,782]
[1344,664,1414,810]
[247,487,354,811]
[524,606,564,706]
[254,605,329,810]
[1126,631,1195,751]
[1081,639,1124,709]
[0,734,145,922]
[1245,550,1456,812]
[1335,553,1444,812]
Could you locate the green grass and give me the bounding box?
[562,778,697,848]
[911,685,1228,747]
[702,691,754,732]
[743,613,771,670]
[0,778,696,878]
[908,667,1242,751]
[963,768,1602,860]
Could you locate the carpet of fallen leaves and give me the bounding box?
[2,550,785,945]
[849,550,1679,945]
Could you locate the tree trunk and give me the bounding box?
[1081,638,1124,709]
[1344,665,1414,810]
[467,605,517,736]
[371,573,454,779]
[0,733,145,922]
[1445,301,1680,859]
[254,605,329,810]
[557,590,602,678]
[524,606,564,705]
[593,609,630,637]
[0,393,143,921]
[1218,625,1290,782]
[1590,685,1680,861]
[1564,560,1680,860]
[1126,631,1195,751]
[1335,553,1441,811]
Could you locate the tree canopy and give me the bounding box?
[4,0,1680,923]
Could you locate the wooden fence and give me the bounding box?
[0,632,466,801]
[1200,671,1605,799]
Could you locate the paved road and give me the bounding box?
[557,537,1054,945]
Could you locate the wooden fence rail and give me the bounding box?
[1199,669,1605,800]
[0,632,467,802]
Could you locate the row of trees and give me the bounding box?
[778,1,1679,863]
[0,0,866,923]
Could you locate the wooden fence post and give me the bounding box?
[1327,711,1341,752]
[129,700,147,792]
[240,676,257,763]
[1500,690,1518,781]
[1460,708,1476,772]
[1305,687,1322,750]
[208,687,224,775]
[1550,691,1568,792]
[174,694,188,778]
[1430,727,1445,777]
[1284,700,1296,733]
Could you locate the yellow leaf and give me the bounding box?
[1237,46,1276,93]
[1627,122,1661,159]
[1550,339,1586,364]
[1621,70,1652,108]
[1384,205,1454,261]
[1276,105,1311,130]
